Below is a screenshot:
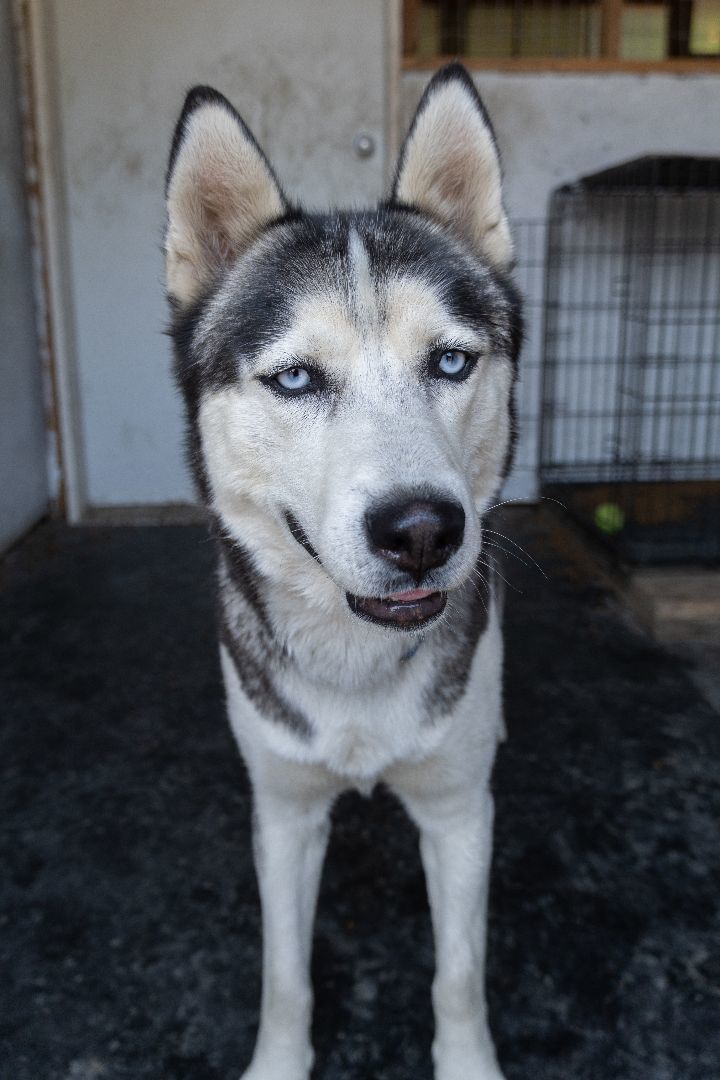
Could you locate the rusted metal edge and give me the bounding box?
[14,0,65,516]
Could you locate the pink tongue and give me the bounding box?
[388,588,435,603]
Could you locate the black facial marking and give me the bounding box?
[220,618,313,741]
[168,295,215,502]
[359,210,522,371]
[285,512,322,564]
[212,522,273,636]
[423,555,494,718]
[170,207,521,411]
[212,517,313,740]
[499,277,524,484]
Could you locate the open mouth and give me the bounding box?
[346,587,447,631]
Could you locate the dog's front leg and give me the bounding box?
[402,785,505,1080]
[241,774,334,1080]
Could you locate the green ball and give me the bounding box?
[594,502,625,534]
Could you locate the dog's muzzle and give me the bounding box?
[285,504,452,630]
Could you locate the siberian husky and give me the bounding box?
[165,63,522,1080]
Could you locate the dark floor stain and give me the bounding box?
[0,513,718,1079]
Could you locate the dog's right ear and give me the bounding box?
[391,64,512,269]
[165,86,287,307]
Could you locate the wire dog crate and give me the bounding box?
[539,156,720,563]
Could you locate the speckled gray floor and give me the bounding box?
[1,514,718,1080]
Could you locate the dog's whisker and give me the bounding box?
[468,581,490,619]
[468,566,492,607]
[473,557,522,596]
[483,528,547,578]
[482,496,533,514]
[480,538,534,571]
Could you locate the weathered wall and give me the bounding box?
[0,0,48,550]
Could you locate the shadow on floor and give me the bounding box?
[1,510,718,1080]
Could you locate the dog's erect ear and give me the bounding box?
[165,86,287,306]
[391,64,512,269]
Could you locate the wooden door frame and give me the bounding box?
[15,0,87,523]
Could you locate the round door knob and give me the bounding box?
[353,132,376,159]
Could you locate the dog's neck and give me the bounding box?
[214,520,494,708]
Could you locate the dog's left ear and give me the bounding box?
[391,64,512,269]
[165,86,288,307]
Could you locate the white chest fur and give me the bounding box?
[221,593,504,787]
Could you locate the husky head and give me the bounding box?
[165,64,522,634]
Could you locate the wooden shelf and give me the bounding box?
[401,0,720,73]
[402,55,720,74]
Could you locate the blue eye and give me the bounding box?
[438,350,467,375]
[274,366,312,392]
[435,349,474,379]
[261,362,327,398]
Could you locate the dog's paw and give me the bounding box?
[435,1065,506,1080]
[433,1042,506,1080]
[241,1062,311,1080]
[241,1066,310,1080]
[240,1045,313,1080]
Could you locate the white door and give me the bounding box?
[40,0,393,515]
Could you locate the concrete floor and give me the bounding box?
[1,511,719,1080]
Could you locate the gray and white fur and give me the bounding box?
[165,63,523,1080]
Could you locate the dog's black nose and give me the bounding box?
[366,496,465,581]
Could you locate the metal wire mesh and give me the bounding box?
[535,157,720,562]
